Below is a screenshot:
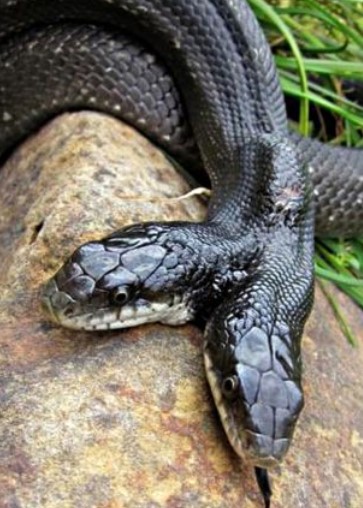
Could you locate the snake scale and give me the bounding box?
[1,0,362,505]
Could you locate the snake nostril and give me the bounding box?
[63,307,74,318]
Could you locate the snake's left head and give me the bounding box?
[203,302,304,469]
[42,222,210,330]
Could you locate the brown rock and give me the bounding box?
[0,112,362,508]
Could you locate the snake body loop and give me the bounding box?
[1,18,362,235]
[0,0,362,502]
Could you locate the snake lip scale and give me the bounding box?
[0,0,362,505]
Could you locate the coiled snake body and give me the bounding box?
[1,0,362,505]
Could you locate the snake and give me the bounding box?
[1,0,362,505]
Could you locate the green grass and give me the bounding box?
[249,0,363,342]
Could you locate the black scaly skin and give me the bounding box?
[1,24,362,235]
[289,133,363,236]
[0,0,359,504]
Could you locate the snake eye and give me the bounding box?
[221,375,239,399]
[112,286,131,305]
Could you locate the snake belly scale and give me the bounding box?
[0,0,362,505]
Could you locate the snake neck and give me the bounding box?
[207,134,314,241]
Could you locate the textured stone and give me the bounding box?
[0,112,362,508]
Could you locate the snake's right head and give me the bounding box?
[42,222,211,330]
[204,301,305,469]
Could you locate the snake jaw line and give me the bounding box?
[43,282,194,330]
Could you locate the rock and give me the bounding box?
[0,112,362,508]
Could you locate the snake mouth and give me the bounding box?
[204,348,283,469]
[42,278,193,330]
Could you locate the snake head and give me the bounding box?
[42,222,214,330]
[204,299,304,468]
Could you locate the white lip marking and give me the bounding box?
[59,297,192,330]
[203,351,245,458]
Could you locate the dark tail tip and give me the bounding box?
[255,467,272,508]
